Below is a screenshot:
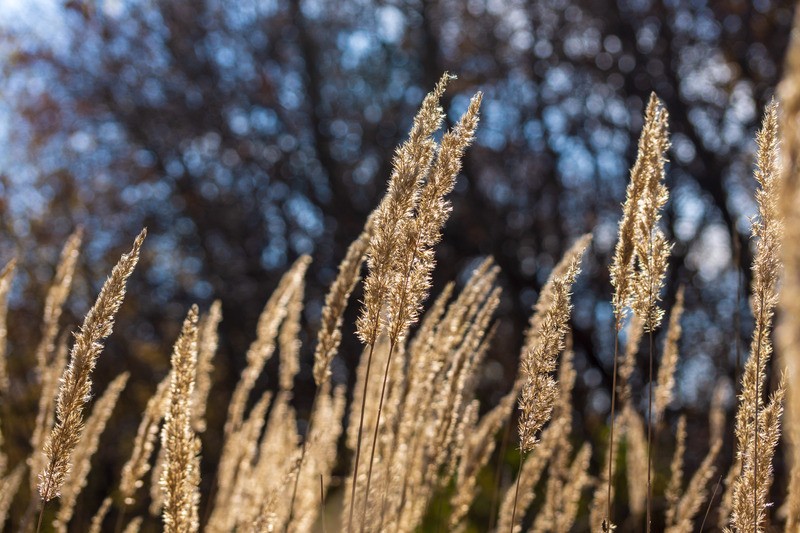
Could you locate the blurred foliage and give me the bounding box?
[0,0,796,529]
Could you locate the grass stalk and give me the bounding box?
[753,299,765,532]
[347,342,376,533]
[509,452,526,533]
[646,328,654,533]
[286,386,321,530]
[489,413,514,531]
[606,317,621,526]
[360,341,397,533]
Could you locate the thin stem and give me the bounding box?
[699,475,723,532]
[286,387,322,531]
[36,498,48,533]
[646,329,654,533]
[320,474,327,533]
[509,451,526,533]
[753,298,766,532]
[488,413,514,532]
[347,342,376,533]
[360,341,397,533]
[644,227,656,533]
[606,317,621,526]
[36,472,53,533]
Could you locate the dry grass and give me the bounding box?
[1,31,800,532]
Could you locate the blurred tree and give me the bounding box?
[0,0,795,528]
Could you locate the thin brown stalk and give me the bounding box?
[488,414,513,532]
[700,475,723,532]
[360,340,397,533]
[320,474,326,533]
[646,329,654,532]
[606,320,620,530]
[508,456,524,533]
[347,341,376,533]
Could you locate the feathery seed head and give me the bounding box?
[39,229,145,502]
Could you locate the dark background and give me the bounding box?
[0,0,796,529]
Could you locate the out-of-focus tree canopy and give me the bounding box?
[0,0,795,526]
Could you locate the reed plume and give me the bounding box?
[606,93,669,530]
[35,228,82,373]
[348,74,450,528]
[654,286,684,423]
[533,442,591,533]
[448,386,518,532]
[517,240,586,453]
[313,231,369,387]
[355,72,449,347]
[225,255,310,436]
[624,405,648,519]
[665,416,687,527]
[38,229,146,503]
[511,238,586,531]
[667,441,720,533]
[288,231,367,524]
[207,389,273,532]
[120,371,171,505]
[729,100,785,533]
[193,300,221,433]
[160,306,201,533]
[632,93,671,532]
[361,88,482,528]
